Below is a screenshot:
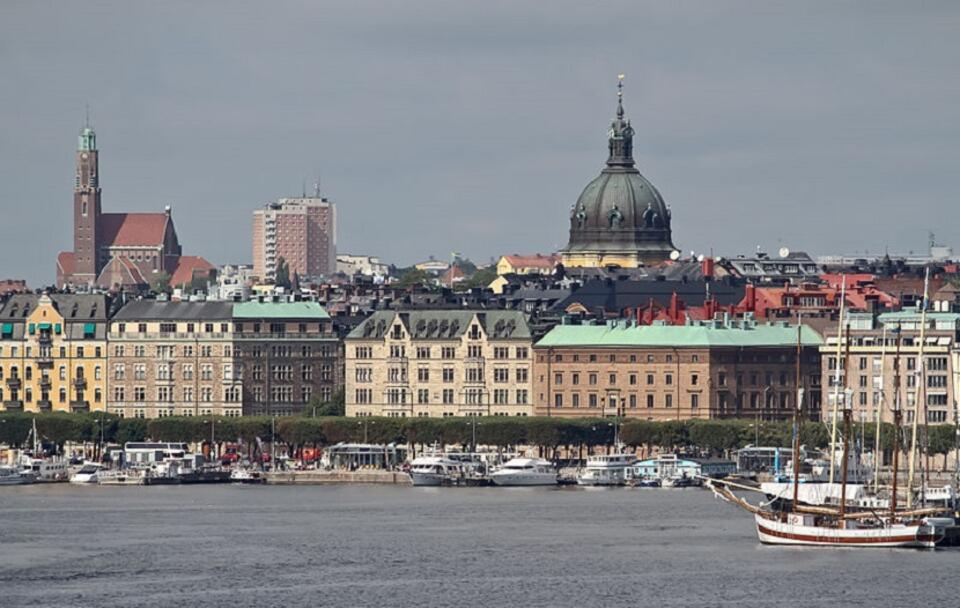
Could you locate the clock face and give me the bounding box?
[81,153,89,160]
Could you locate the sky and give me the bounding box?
[1,1,959,286]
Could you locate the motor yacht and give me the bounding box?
[490,458,557,486]
[408,456,464,486]
[69,463,104,484]
[0,465,35,485]
[576,452,636,487]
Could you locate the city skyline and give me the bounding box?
[2,2,959,286]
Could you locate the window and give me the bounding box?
[665,394,673,408]
[494,389,509,405]
[494,347,509,360]
[516,389,528,404]
[691,394,699,409]
[588,373,597,385]
[418,389,429,404]
[571,373,580,386]
[442,347,456,359]
[629,394,637,408]
[554,373,563,385]
[646,374,654,385]
[629,374,637,386]
[572,393,580,408]
[609,373,616,385]
[134,387,146,402]
[113,386,125,402]
[418,367,430,383]
[554,394,563,408]
[416,347,431,359]
[442,389,454,404]
[665,374,673,386]
[516,368,528,383]
[588,394,597,408]
[494,368,509,383]
[355,346,373,359]
[515,347,528,359]
[301,364,313,381]
[442,368,454,383]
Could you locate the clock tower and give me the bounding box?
[72,125,102,282]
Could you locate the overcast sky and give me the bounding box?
[2,1,959,286]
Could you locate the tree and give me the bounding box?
[457,266,498,291]
[150,272,171,295]
[308,387,345,417]
[396,268,430,288]
[275,257,292,289]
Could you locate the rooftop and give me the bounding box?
[233,301,330,319]
[536,319,822,348]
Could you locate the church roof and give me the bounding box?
[169,256,216,288]
[56,251,75,276]
[100,212,170,247]
[96,256,148,290]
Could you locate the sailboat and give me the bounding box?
[708,314,949,549]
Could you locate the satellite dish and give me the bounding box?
[697,254,705,262]
[779,247,791,259]
[669,250,681,261]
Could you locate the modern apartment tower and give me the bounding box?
[252,196,336,283]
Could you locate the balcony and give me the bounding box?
[38,378,52,390]
[73,377,88,389]
[37,357,54,369]
[5,377,21,390]
[70,400,90,412]
[37,399,53,412]
[3,400,23,411]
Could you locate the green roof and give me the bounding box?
[536,320,823,348]
[233,301,330,320]
[878,311,960,322]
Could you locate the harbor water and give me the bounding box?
[0,484,955,608]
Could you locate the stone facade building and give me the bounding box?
[345,311,533,417]
[233,301,341,416]
[0,294,108,413]
[252,196,337,283]
[533,318,823,421]
[107,302,241,418]
[819,311,960,427]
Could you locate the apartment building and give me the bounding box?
[820,311,960,426]
[345,310,533,417]
[0,294,108,413]
[107,301,241,418]
[233,301,341,416]
[252,197,336,282]
[533,318,823,421]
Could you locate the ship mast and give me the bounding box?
[792,317,803,507]
[906,268,930,509]
[839,393,853,522]
[889,324,902,519]
[829,277,847,484]
[873,324,887,494]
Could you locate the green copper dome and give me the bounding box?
[78,126,96,151]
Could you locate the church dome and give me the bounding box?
[562,77,676,263]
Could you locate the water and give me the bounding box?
[0,484,955,608]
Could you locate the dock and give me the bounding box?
[265,470,412,485]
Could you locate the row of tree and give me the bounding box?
[2,413,957,465]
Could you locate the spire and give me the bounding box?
[78,105,96,152]
[606,74,635,169]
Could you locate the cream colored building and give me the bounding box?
[107,301,242,418]
[0,294,108,413]
[345,310,533,417]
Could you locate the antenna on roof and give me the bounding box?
[85,103,90,128]
[302,178,306,198]
[314,170,322,198]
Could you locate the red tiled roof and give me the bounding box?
[502,254,559,269]
[96,256,147,290]
[57,251,75,276]
[169,255,216,287]
[100,213,169,247]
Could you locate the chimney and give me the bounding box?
[701,256,715,280]
[744,284,756,312]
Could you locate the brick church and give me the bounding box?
[56,125,214,291]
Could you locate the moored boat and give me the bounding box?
[408,456,464,486]
[490,458,557,486]
[576,453,636,487]
[0,465,35,486]
[69,463,104,484]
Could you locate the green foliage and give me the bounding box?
[275,257,291,289]
[150,272,171,295]
[308,387,345,417]
[396,268,430,288]
[456,266,497,291]
[115,418,149,445]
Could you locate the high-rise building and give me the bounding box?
[252,196,336,283]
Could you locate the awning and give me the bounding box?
[83,322,96,335]
[28,323,35,334]
[1,323,12,335]
[38,323,52,330]
[54,323,62,334]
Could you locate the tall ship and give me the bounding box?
[708,309,952,549]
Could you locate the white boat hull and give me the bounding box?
[754,513,943,548]
[408,472,449,486]
[490,472,557,486]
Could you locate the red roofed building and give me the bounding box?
[496,254,560,276]
[56,125,212,291]
[169,256,216,290]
